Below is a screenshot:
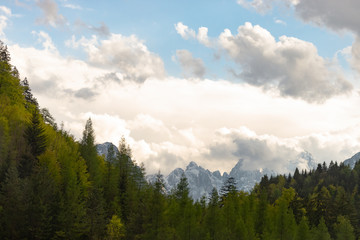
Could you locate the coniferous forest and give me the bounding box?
[1,41,360,239]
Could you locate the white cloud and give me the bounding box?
[238,0,360,75]
[0,6,11,38]
[275,19,286,25]
[217,22,352,102]
[175,22,196,39]
[237,0,298,13]
[176,49,206,78]
[8,29,360,175]
[175,22,352,102]
[63,4,82,10]
[32,30,57,52]
[237,0,274,13]
[36,0,66,27]
[0,6,12,16]
[351,38,360,73]
[68,34,165,83]
[293,0,360,35]
[175,22,212,47]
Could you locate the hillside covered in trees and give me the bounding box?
[1,41,360,239]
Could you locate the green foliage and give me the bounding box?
[1,43,360,240]
[106,215,125,240]
[335,216,355,240]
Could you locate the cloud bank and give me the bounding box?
[237,0,360,74]
[10,32,360,174]
[176,49,206,78]
[67,34,166,83]
[176,22,352,103]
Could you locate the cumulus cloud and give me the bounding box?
[8,32,360,175]
[205,127,299,172]
[176,49,206,78]
[175,22,211,47]
[175,21,352,102]
[293,0,360,35]
[218,22,352,102]
[0,6,11,38]
[32,30,57,52]
[175,22,196,39]
[351,38,360,73]
[68,34,165,83]
[36,0,66,27]
[290,0,360,74]
[238,0,360,74]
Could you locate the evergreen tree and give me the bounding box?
[220,177,237,206]
[40,108,57,129]
[80,118,106,239]
[0,161,27,239]
[142,172,167,240]
[0,40,10,63]
[335,216,355,240]
[20,77,38,108]
[22,109,47,177]
[206,187,222,240]
[295,217,310,240]
[24,108,47,158]
[106,215,125,240]
[313,217,331,240]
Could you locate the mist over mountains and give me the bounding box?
[96,142,338,200]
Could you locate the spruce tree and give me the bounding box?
[335,216,355,240]
[22,109,47,177]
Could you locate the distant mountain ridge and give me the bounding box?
[343,152,360,169]
[148,151,318,200]
[96,142,119,159]
[96,142,360,200]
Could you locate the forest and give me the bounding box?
[0,40,360,239]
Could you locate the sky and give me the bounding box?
[1,0,360,175]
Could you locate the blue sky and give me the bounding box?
[2,0,360,174]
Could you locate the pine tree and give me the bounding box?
[0,41,10,63]
[335,216,355,240]
[313,217,331,240]
[80,118,106,239]
[22,109,47,177]
[25,108,47,158]
[143,172,167,240]
[106,215,125,240]
[20,77,38,108]
[220,177,237,204]
[0,161,27,239]
[295,217,310,240]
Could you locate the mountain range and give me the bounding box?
[96,142,360,200]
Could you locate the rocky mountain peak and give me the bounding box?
[343,152,360,169]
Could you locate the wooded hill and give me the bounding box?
[0,41,359,239]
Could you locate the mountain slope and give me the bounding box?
[343,152,360,169]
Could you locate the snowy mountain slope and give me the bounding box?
[97,142,327,200]
[343,152,360,169]
[96,142,119,159]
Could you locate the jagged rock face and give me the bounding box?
[229,159,275,192]
[343,152,360,169]
[289,151,317,172]
[153,152,319,201]
[158,160,275,201]
[96,142,119,159]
